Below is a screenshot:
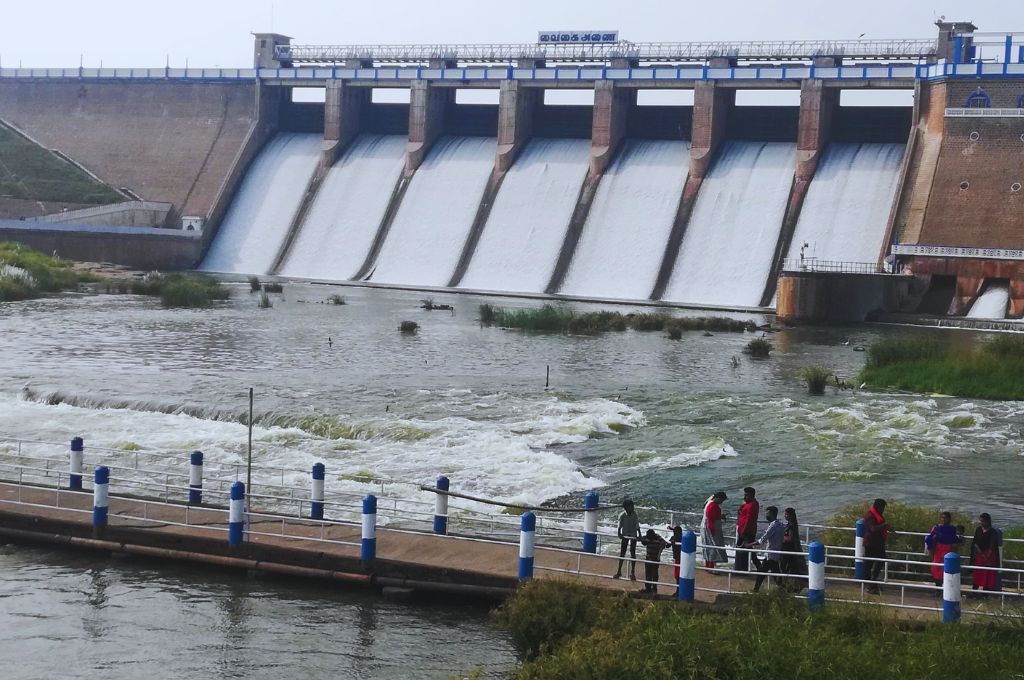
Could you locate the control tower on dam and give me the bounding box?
[1,21,1022,317]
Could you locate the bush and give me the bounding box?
[744,338,772,357]
[130,272,230,309]
[801,364,832,395]
[400,320,418,334]
[667,324,683,340]
[628,312,670,332]
[501,583,1024,679]
[493,580,630,661]
[326,294,346,305]
[248,276,261,292]
[258,292,273,309]
[822,502,973,562]
[0,242,90,300]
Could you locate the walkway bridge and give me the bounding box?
[1,435,1021,620]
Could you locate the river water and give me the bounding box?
[2,283,1023,673]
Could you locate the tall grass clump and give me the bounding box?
[478,303,498,325]
[801,364,832,395]
[258,292,273,309]
[628,312,671,332]
[499,581,1024,679]
[860,335,1024,400]
[568,311,628,335]
[326,294,346,306]
[494,304,574,332]
[131,272,230,309]
[399,320,418,334]
[744,337,772,358]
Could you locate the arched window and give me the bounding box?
[965,89,991,108]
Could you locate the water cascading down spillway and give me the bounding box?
[279,135,407,281]
[200,133,322,275]
[559,140,691,301]
[663,140,796,307]
[785,142,905,265]
[368,136,496,286]
[966,283,1010,319]
[459,138,591,294]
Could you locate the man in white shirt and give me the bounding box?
[748,505,785,592]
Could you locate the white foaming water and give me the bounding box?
[561,140,690,300]
[663,141,796,307]
[201,133,322,275]
[787,143,904,264]
[280,135,407,281]
[0,390,643,509]
[967,283,1009,319]
[370,136,496,286]
[460,138,590,293]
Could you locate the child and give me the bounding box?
[668,525,683,597]
[640,528,671,594]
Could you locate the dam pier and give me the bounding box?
[1,21,1023,319]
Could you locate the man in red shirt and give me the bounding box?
[735,487,759,573]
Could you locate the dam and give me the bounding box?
[2,21,1024,318]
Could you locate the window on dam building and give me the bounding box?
[965,89,992,108]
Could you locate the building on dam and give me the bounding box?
[0,21,1022,319]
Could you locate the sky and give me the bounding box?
[0,0,1019,69]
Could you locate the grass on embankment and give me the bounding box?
[130,272,230,308]
[479,304,756,336]
[0,123,122,205]
[495,580,1024,679]
[858,336,1024,400]
[0,242,99,301]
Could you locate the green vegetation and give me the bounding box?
[859,336,1024,400]
[326,294,346,306]
[130,272,230,309]
[744,337,772,358]
[400,320,419,334]
[248,276,261,293]
[496,580,1024,679]
[822,501,1023,564]
[0,242,98,301]
[801,364,833,395]
[258,292,273,309]
[479,303,756,337]
[0,123,122,205]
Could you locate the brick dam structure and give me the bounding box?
[1,22,1022,316]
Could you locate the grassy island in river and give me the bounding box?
[858,336,1024,401]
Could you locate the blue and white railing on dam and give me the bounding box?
[1,434,1022,619]
[3,60,1024,85]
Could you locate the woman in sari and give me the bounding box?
[969,512,1001,591]
[924,511,961,587]
[780,507,807,592]
[700,491,728,568]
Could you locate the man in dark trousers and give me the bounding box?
[863,498,891,594]
[613,499,641,580]
[735,487,759,572]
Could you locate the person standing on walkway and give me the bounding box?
[780,507,806,592]
[863,498,890,593]
[748,506,785,592]
[639,528,671,595]
[925,511,961,587]
[701,491,729,569]
[668,524,683,590]
[735,487,759,573]
[613,499,641,580]
[969,512,1002,592]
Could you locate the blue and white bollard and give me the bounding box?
[433,476,449,535]
[808,541,826,610]
[310,463,325,520]
[228,481,245,547]
[361,495,377,563]
[678,530,697,602]
[854,519,866,580]
[582,490,598,553]
[519,511,536,581]
[188,450,203,505]
[943,551,961,624]
[69,436,84,491]
[92,466,109,530]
